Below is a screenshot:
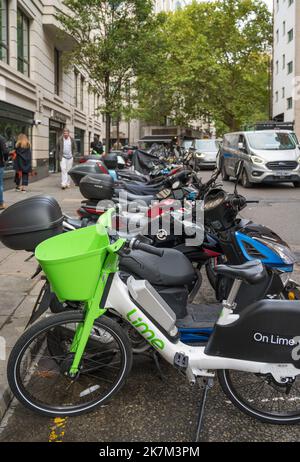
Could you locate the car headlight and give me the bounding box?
[251,156,265,165]
[196,152,206,159]
[297,157,300,164]
[254,237,297,265]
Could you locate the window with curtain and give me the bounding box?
[0,0,8,63]
[17,9,30,76]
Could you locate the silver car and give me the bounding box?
[219,130,300,188]
[192,139,220,169]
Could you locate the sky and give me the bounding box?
[264,0,273,11]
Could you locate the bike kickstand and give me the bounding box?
[151,350,167,382]
[195,377,214,442]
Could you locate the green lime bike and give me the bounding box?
[7,209,300,425]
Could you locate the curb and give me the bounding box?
[0,278,44,423]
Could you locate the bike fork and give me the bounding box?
[195,377,214,442]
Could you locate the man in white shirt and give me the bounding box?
[57,128,77,189]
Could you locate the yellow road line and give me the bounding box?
[49,417,68,443]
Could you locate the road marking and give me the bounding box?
[49,417,68,443]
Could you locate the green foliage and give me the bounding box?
[135,0,272,135]
[57,0,156,148]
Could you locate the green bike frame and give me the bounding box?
[68,210,125,376]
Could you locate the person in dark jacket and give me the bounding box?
[0,135,9,209]
[14,134,32,193]
[91,135,104,155]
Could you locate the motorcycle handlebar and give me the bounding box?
[130,238,164,257]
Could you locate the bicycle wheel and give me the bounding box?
[7,311,133,417]
[218,369,300,424]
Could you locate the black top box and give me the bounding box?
[0,195,64,252]
[79,174,114,201]
[103,153,118,170]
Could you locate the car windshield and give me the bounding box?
[195,140,218,152]
[247,132,296,151]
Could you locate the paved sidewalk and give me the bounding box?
[0,174,81,420]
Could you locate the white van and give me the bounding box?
[219,130,300,188]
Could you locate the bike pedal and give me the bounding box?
[174,352,189,370]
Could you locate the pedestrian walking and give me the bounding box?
[13,134,32,193]
[56,128,77,190]
[0,135,9,209]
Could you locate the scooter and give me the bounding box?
[64,165,300,306]
[8,207,300,436]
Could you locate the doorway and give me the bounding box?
[49,121,64,173]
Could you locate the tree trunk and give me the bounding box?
[105,73,111,155]
[117,118,120,146]
[105,114,111,155]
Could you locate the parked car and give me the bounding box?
[219,130,300,188]
[192,139,219,169]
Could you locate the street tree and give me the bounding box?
[136,0,272,134]
[58,0,156,152]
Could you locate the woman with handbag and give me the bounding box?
[14,134,32,192]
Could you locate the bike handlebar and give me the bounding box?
[130,238,164,257]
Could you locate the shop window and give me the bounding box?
[0,118,32,171]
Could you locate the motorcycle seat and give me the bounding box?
[215,260,267,285]
[116,190,155,205]
[120,249,196,287]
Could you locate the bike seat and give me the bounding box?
[120,249,196,287]
[215,260,267,285]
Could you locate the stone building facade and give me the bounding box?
[0,0,102,180]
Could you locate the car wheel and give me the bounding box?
[293,182,300,188]
[241,169,253,188]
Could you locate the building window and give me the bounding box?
[17,9,30,76]
[275,91,279,103]
[276,29,279,43]
[74,70,78,107]
[288,0,294,6]
[283,21,286,36]
[287,61,293,74]
[288,29,294,42]
[0,0,8,63]
[282,54,285,69]
[74,127,85,155]
[282,87,285,98]
[287,97,293,110]
[54,48,60,96]
[80,75,84,111]
[97,95,100,120]
[276,60,279,74]
[276,0,279,12]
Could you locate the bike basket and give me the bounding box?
[35,225,109,301]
